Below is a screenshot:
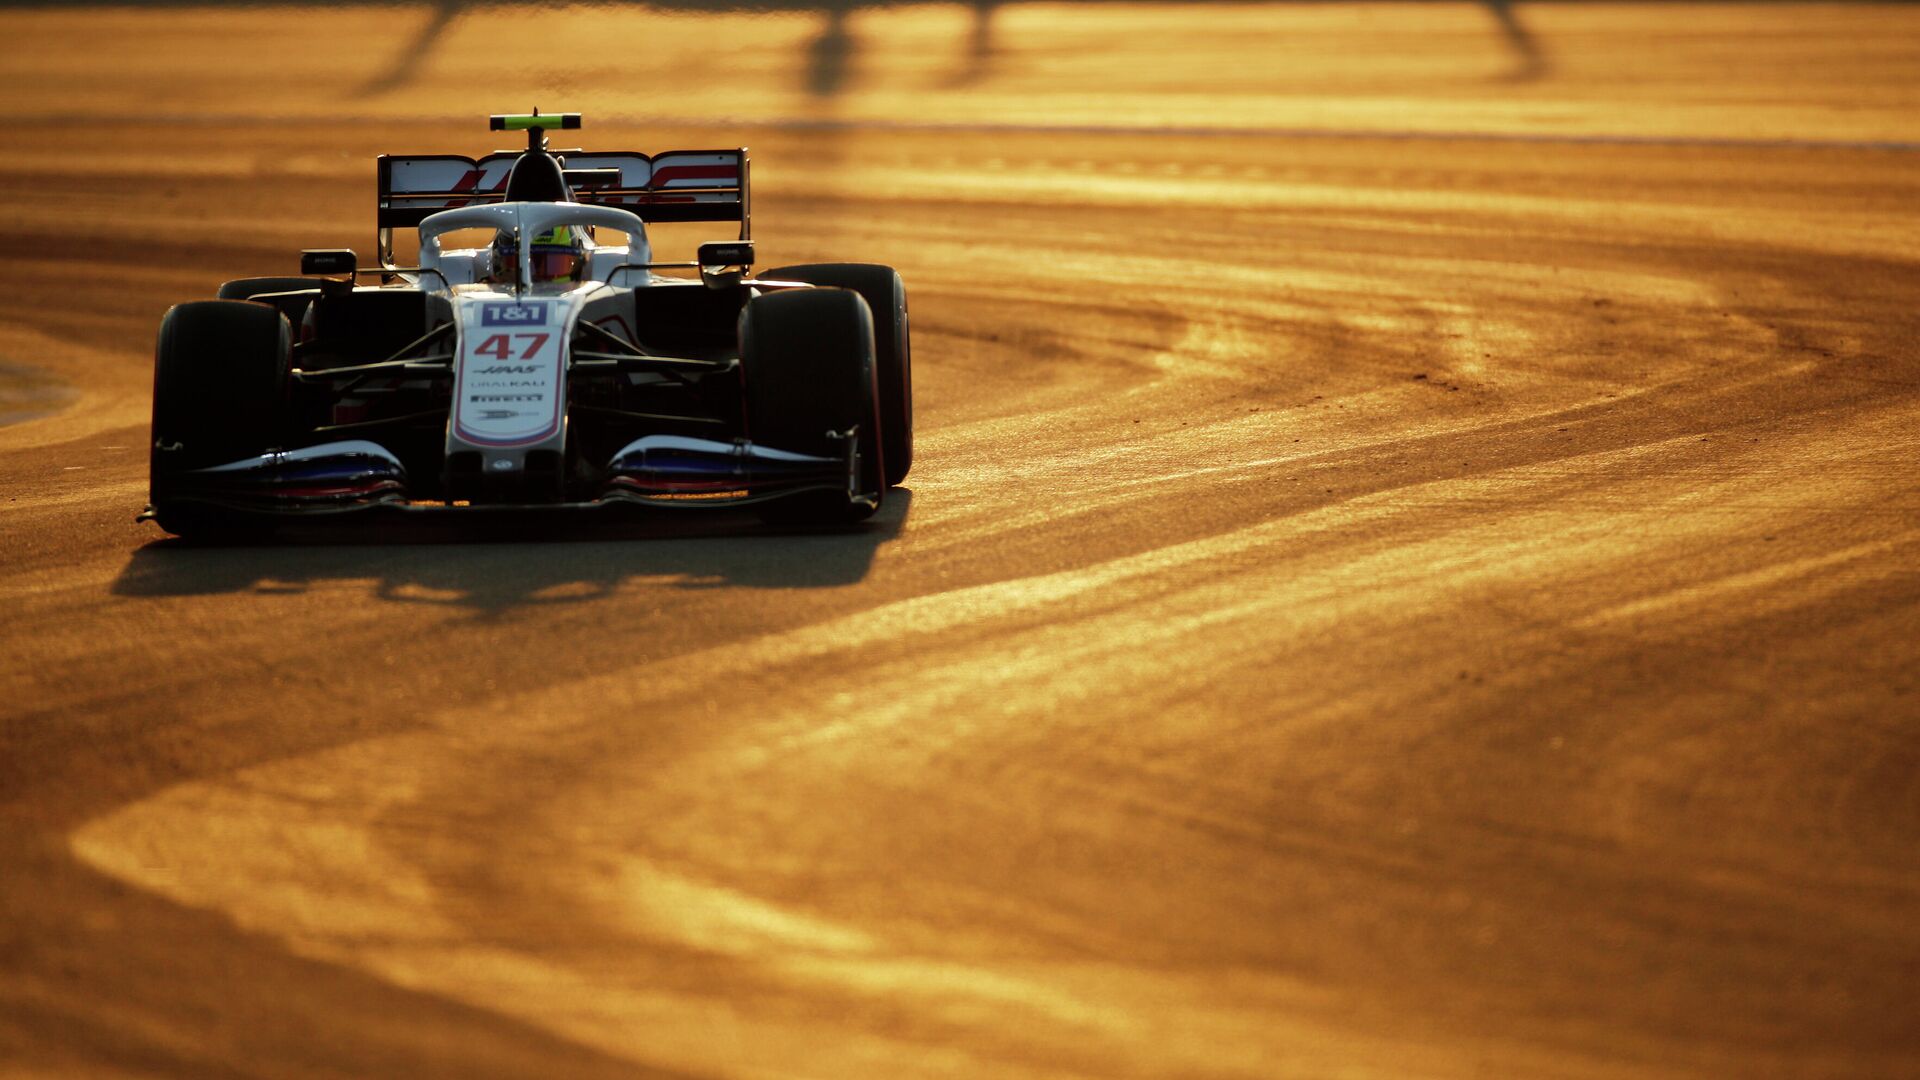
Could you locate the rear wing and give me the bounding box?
[374,148,749,267]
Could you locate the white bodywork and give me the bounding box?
[448,291,571,453]
[418,202,652,471]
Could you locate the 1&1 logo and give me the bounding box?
[480,302,548,327]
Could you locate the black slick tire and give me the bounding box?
[740,288,884,524]
[149,300,291,539]
[763,263,911,486]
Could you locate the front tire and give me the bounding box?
[740,288,884,525]
[149,300,291,539]
[763,263,912,486]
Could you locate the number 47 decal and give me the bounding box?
[473,333,550,360]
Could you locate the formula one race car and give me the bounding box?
[143,112,911,537]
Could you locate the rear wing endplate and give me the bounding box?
[375,148,749,268]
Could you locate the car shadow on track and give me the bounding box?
[111,489,912,610]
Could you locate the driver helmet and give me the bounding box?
[489,224,586,284]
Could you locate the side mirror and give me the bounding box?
[301,248,357,276]
[698,241,753,290]
[697,241,753,269]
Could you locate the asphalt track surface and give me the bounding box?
[3,4,1919,1077]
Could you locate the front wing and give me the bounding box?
[141,431,874,521]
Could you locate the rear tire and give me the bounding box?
[764,263,911,486]
[740,289,884,525]
[149,300,291,539]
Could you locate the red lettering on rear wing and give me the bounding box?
[375,149,749,266]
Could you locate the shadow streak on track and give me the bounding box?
[1481,0,1542,78]
[356,0,465,96]
[15,493,911,1074]
[112,491,913,610]
[0,0,1558,97]
[11,0,1920,99]
[0,849,713,1080]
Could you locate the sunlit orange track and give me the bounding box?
[3,4,1919,1078]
